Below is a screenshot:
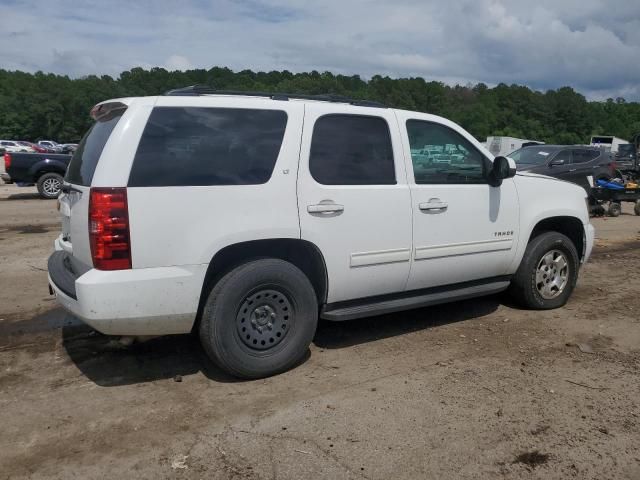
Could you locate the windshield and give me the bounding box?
[509,147,557,165]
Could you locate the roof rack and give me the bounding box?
[163,85,386,108]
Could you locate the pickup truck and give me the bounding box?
[2,151,72,198]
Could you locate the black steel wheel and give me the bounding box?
[236,289,293,351]
[199,259,318,379]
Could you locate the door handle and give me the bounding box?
[307,203,344,214]
[419,199,448,211]
[569,168,577,172]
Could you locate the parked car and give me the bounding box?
[2,151,72,198]
[38,140,64,153]
[17,141,48,153]
[0,140,32,152]
[59,143,78,154]
[508,145,615,192]
[48,87,594,379]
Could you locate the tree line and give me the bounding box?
[1,67,639,144]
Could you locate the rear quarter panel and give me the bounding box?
[124,97,305,268]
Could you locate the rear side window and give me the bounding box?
[572,149,599,163]
[309,114,395,185]
[66,107,125,186]
[128,107,287,187]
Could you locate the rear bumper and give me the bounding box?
[48,250,206,336]
[1,173,12,183]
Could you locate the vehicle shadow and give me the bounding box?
[314,295,502,349]
[60,295,503,386]
[61,325,243,386]
[4,193,44,201]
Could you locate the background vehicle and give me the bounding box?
[59,143,78,153]
[590,135,628,153]
[37,140,64,153]
[509,145,615,192]
[48,88,594,379]
[0,140,32,152]
[3,151,71,198]
[486,136,544,157]
[17,141,47,153]
[613,143,637,172]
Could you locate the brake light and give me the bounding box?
[89,187,132,270]
[3,152,11,170]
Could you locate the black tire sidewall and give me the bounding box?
[200,259,318,379]
[37,173,63,199]
[517,232,579,309]
[608,203,621,217]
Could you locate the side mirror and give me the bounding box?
[549,158,565,167]
[488,156,516,187]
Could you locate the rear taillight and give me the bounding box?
[3,152,11,170]
[89,187,132,270]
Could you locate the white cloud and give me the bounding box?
[164,55,193,71]
[0,0,639,99]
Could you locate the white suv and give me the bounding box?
[48,86,595,378]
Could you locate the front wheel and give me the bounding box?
[36,172,63,199]
[509,232,579,309]
[199,259,318,379]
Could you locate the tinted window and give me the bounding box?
[509,147,558,165]
[309,114,395,185]
[573,149,599,164]
[66,108,125,186]
[407,120,485,184]
[128,107,287,187]
[553,149,573,164]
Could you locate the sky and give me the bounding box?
[2,0,640,100]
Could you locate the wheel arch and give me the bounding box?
[194,238,328,329]
[528,216,585,261]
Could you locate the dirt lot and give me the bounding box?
[1,183,640,480]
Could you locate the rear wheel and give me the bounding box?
[36,172,63,199]
[509,232,579,309]
[199,259,318,379]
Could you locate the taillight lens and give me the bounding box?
[89,187,132,270]
[3,152,11,170]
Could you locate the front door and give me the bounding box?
[546,149,574,181]
[297,104,413,303]
[396,113,520,290]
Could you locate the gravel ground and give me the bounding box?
[1,183,640,480]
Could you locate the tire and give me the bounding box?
[508,232,579,310]
[634,200,640,216]
[36,172,63,199]
[608,202,621,217]
[199,259,318,379]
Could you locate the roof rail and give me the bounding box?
[163,85,386,108]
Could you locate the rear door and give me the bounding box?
[571,148,602,187]
[297,104,412,303]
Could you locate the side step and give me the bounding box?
[320,279,510,321]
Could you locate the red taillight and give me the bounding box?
[89,187,132,270]
[3,152,11,170]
